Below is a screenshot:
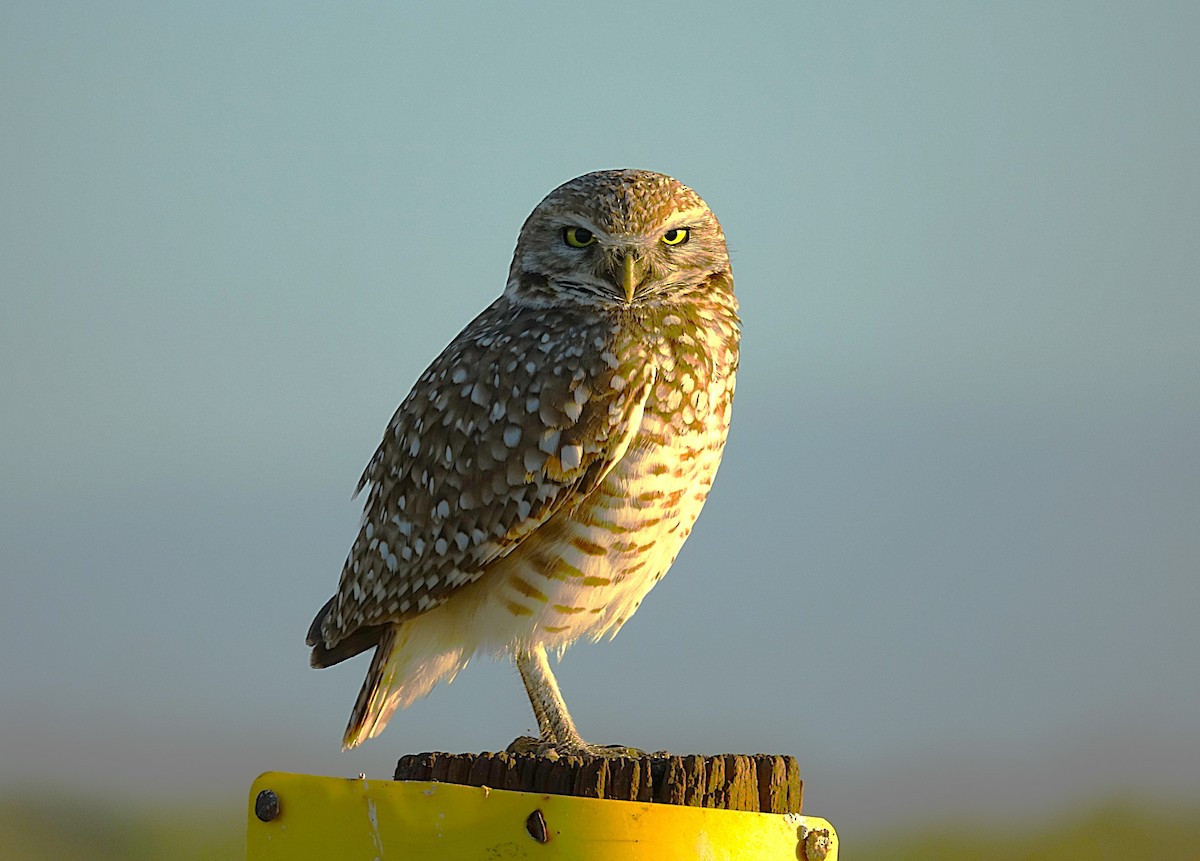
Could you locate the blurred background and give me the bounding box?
[2,2,1198,858]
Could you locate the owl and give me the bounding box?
[308,169,740,754]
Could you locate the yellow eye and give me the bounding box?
[563,226,596,248]
[661,227,690,246]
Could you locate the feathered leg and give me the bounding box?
[514,644,642,756]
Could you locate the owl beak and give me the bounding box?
[619,252,647,302]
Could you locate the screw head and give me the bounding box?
[255,789,281,822]
[803,827,832,860]
[525,808,550,844]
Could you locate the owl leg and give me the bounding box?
[513,645,642,757]
[516,644,581,747]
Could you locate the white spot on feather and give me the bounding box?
[560,444,583,470]
[538,428,561,454]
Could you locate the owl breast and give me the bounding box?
[464,303,739,653]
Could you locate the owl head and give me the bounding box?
[506,169,730,309]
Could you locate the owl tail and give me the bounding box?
[342,622,467,750]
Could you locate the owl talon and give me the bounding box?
[505,735,645,759]
[505,735,546,755]
[562,742,648,758]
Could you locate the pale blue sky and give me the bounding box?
[2,1,1198,834]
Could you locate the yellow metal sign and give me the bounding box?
[246,771,837,860]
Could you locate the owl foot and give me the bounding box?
[506,735,646,759]
[567,741,648,758]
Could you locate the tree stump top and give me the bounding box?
[395,752,802,815]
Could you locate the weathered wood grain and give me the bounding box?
[394,752,802,814]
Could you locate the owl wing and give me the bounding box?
[310,298,653,656]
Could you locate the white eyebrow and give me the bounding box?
[557,216,605,237]
[664,205,711,228]
[557,205,711,243]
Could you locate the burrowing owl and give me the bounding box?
[308,169,740,753]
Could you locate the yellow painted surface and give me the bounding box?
[245,771,838,860]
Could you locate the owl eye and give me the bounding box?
[661,228,690,246]
[563,226,596,248]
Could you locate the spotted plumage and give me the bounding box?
[308,169,739,751]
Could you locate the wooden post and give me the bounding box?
[395,751,802,815]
